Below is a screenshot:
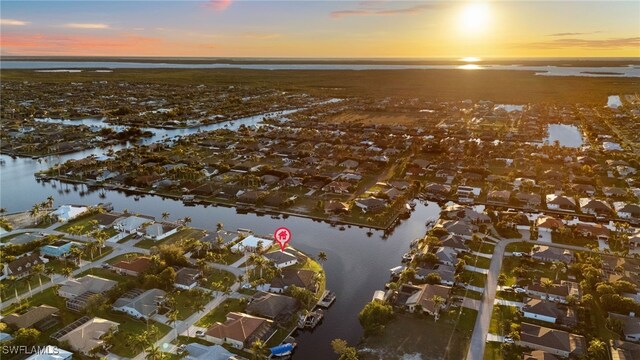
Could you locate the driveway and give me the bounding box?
[465,238,520,360]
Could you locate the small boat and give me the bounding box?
[402,252,414,262]
[408,201,417,209]
[304,309,324,329]
[270,343,296,357]
[134,196,140,201]
[317,290,336,308]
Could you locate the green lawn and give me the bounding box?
[170,289,212,320]
[76,267,130,282]
[81,245,114,261]
[451,287,483,300]
[504,242,534,253]
[47,258,78,273]
[0,274,51,301]
[489,305,520,335]
[459,270,486,288]
[468,241,496,254]
[195,298,246,328]
[465,255,492,269]
[135,228,205,249]
[55,214,101,235]
[201,267,236,291]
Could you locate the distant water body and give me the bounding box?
[2,61,640,77]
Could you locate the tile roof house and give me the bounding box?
[519,323,586,358]
[404,284,451,316]
[111,257,153,276]
[575,223,611,241]
[113,215,154,233]
[415,264,456,286]
[112,288,166,320]
[527,280,580,304]
[51,316,119,355]
[516,192,542,209]
[50,205,88,223]
[609,313,640,342]
[4,305,60,330]
[523,350,559,360]
[536,216,564,232]
[487,190,511,204]
[230,235,274,252]
[246,291,299,324]
[204,312,275,350]
[435,246,459,267]
[614,202,640,220]
[354,197,387,214]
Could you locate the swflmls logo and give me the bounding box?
[1,346,60,355]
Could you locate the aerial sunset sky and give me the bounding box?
[1,1,639,58]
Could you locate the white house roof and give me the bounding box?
[26,346,73,360]
[51,205,88,221]
[231,235,273,251]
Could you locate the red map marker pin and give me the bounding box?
[274,227,292,252]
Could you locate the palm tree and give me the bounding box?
[32,263,45,289]
[161,212,170,221]
[432,295,445,321]
[46,196,54,209]
[61,267,73,278]
[145,344,163,360]
[167,309,180,339]
[216,222,224,231]
[30,203,41,224]
[541,279,554,300]
[182,217,192,227]
[250,340,268,360]
[317,251,328,265]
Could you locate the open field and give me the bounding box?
[2,69,638,104]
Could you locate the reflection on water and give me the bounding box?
[544,124,584,148]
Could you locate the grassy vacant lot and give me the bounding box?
[3,68,639,105]
[360,310,475,360]
[0,274,51,301]
[56,213,117,237]
[459,270,486,288]
[195,298,246,328]
[504,242,534,253]
[489,305,520,335]
[135,228,204,249]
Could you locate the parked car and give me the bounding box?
[195,330,205,337]
[177,345,186,354]
[504,336,515,344]
[514,287,526,294]
[512,252,523,257]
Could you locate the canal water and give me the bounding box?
[0,111,443,359]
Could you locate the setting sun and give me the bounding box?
[458,2,490,34]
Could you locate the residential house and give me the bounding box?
[436,220,477,239]
[523,350,559,360]
[426,183,451,197]
[457,186,480,204]
[530,246,573,264]
[324,200,349,215]
[174,268,201,290]
[571,184,595,196]
[575,223,611,241]
[439,234,469,253]
[603,187,628,198]
[615,202,640,221]
[522,299,577,327]
[25,345,73,360]
[339,159,359,169]
[59,275,117,311]
[1,252,47,280]
[536,216,564,233]
[4,305,60,330]
[144,222,180,241]
[487,190,511,205]
[517,193,542,209]
[403,283,451,315]
[246,291,299,324]
[354,198,387,213]
[415,264,456,286]
[112,288,166,320]
[609,313,640,342]
[579,198,613,217]
[435,247,459,267]
[230,235,274,252]
[40,240,74,257]
[111,257,153,276]
[527,280,579,304]
[183,343,236,360]
[113,215,154,233]
[519,323,586,358]
[50,205,88,223]
[204,312,275,350]
[51,316,119,355]
[263,251,298,269]
[260,268,316,294]
[609,340,640,360]
[322,181,351,194]
[546,194,576,212]
[93,213,120,229]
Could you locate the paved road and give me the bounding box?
[466,238,520,360]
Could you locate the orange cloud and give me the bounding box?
[203,0,232,11]
[0,32,164,56]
